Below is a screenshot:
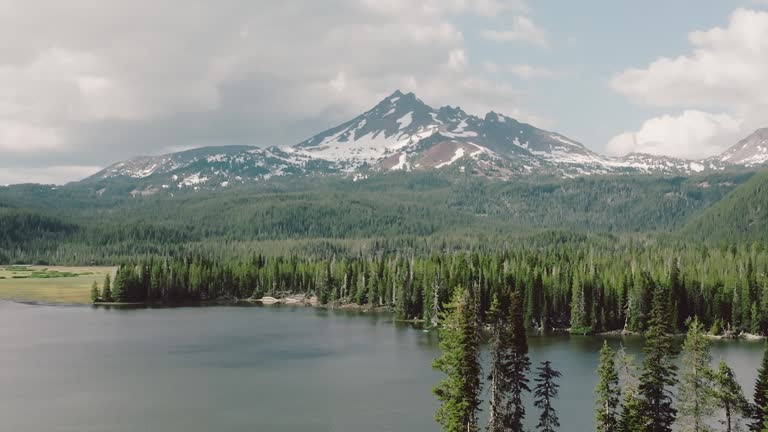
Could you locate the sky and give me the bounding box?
[2,0,768,184]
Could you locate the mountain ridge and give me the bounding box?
[83,90,766,192]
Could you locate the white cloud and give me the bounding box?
[0,0,542,184]
[611,8,768,109]
[0,165,101,186]
[0,121,63,153]
[606,111,743,159]
[329,72,348,92]
[480,16,549,48]
[609,8,768,158]
[364,0,528,18]
[447,49,467,70]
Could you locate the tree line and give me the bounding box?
[93,241,768,335]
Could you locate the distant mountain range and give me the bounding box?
[85,90,768,192]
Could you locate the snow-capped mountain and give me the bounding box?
[717,128,768,166]
[83,90,766,191]
[289,90,608,177]
[88,145,331,192]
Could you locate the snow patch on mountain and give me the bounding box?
[436,148,466,168]
[396,112,413,129]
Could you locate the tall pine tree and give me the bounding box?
[617,345,644,432]
[595,341,621,432]
[433,286,483,432]
[506,290,531,431]
[677,317,715,432]
[486,291,530,432]
[713,360,749,432]
[90,281,100,303]
[534,361,561,432]
[487,295,506,432]
[101,273,112,302]
[753,344,768,432]
[638,282,678,432]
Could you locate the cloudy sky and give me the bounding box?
[2,0,768,184]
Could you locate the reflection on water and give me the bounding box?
[0,301,763,432]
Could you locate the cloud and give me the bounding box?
[0,0,541,184]
[606,111,743,159]
[447,49,468,70]
[0,121,63,153]
[329,72,348,92]
[0,165,101,186]
[610,8,768,110]
[480,16,549,48]
[484,62,561,79]
[609,8,768,158]
[364,0,528,17]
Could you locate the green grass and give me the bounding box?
[2,266,92,279]
[0,266,116,304]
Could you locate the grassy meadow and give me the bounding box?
[0,265,116,304]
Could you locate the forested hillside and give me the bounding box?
[0,171,758,264]
[683,170,768,243]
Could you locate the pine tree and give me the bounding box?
[762,278,768,336]
[753,344,768,432]
[677,317,715,432]
[713,360,749,432]
[617,344,643,432]
[534,361,561,432]
[112,268,126,302]
[595,341,621,432]
[669,258,683,331]
[487,291,530,432]
[570,273,589,334]
[638,283,678,432]
[319,263,332,305]
[433,287,483,432]
[90,281,100,303]
[487,295,505,432]
[505,290,531,431]
[101,273,113,302]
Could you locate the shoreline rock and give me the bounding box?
[247,294,318,306]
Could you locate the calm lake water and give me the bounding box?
[0,301,765,432]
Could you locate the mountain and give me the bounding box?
[287,90,721,177]
[716,128,768,166]
[83,90,760,192]
[289,90,600,176]
[90,145,322,193]
[682,170,768,242]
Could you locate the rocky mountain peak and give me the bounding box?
[718,127,768,166]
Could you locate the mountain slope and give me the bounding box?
[717,128,768,166]
[1,169,752,264]
[86,145,332,192]
[82,90,761,192]
[682,170,768,242]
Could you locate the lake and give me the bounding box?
[0,301,764,432]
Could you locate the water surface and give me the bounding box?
[0,302,763,432]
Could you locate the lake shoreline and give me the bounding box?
[9,296,768,342]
